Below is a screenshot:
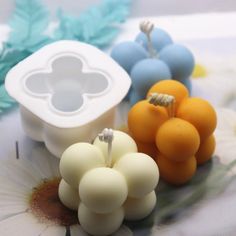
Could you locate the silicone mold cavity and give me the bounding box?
[25,56,109,113]
[6,41,131,157]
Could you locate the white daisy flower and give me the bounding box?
[0,143,132,236]
[191,51,236,109]
[215,108,236,171]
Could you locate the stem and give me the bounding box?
[148,93,175,117]
[139,20,156,58]
[98,128,114,167]
[147,34,156,58]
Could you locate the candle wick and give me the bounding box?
[148,93,175,117]
[139,20,156,58]
[98,128,114,167]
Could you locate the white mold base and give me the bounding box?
[20,105,115,157]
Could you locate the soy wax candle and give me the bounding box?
[111,20,194,105]
[59,129,159,236]
[128,80,217,185]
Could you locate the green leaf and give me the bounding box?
[88,27,119,48]
[54,0,131,48]
[8,0,51,52]
[0,44,30,84]
[53,9,79,40]
[0,0,132,115]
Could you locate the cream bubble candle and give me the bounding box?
[59,129,159,236]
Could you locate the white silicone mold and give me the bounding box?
[5,40,131,157]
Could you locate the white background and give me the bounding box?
[0,0,236,22]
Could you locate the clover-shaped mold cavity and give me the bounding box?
[25,56,109,113]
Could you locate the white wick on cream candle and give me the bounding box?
[98,128,114,167]
[58,129,159,236]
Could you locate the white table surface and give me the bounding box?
[0,0,236,22]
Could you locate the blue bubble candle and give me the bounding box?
[111,20,195,105]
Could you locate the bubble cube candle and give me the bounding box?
[59,129,159,236]
[111,20,194,105]
[128,80,217,185]
[5,41,131,157]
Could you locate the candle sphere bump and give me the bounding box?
[147,80,189,110]
[124,191,156,220]
[176,97,217,140]
[59,143,105,188]
[158,44,195,81]
[135,139,159,159]
[135,27,173,53]
[130,58,171,98]
[114,152,159,198]
[155,118,200,162]
[58,179,80,210]
[195,135,216,165]
[157,155,197,185]
[93,130,137,166]
[78,204,124,236]
[79,167,128,214]
[128,100,168,143]
[110,41,148,73]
